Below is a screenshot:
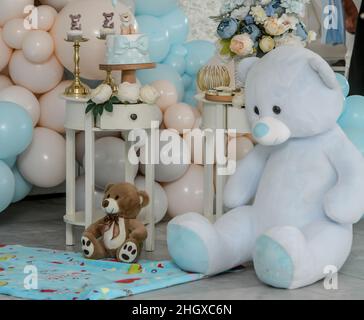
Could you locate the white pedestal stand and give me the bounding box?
[63,96,162,252]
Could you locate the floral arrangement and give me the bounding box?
[212,0,316,59]
[86,83,160,118]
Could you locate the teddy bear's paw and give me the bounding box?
[81,236,94,258]
[118,241,138,263]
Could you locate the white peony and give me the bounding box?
[307,31,317,43]
[117,82,141,104]
[140,85,160,104]
[90,84,113,105]
[275,33,305,47]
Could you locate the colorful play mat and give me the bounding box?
[0,245,204,300]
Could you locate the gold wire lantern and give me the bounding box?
[197,64,231,92]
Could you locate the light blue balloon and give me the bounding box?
[137,63,184,100]
[161,8,189,45]
[12,167,32,203]
[182,74,193,89]
[342,128,364,155]
[0,160,15,213]
[183,89,198,107]
[184,40,216,76]
[163,55,186,76]
[338,95,364,129]
[336,73,350,97]
[0,101,33,159]
[135,0,178,16]
[136,15,170,62]
[1,156,17,168]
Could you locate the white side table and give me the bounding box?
[197,94,251,223]
[63,96,163,252]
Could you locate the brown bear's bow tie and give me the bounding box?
[103,215,121,240]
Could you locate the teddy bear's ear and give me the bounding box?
[138,191,149,208]
[105,184,114,193]
[308,56,338,90]
[235,57,260,88]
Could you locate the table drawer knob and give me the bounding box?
[130,113,138,121]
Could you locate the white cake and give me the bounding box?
[105,34,150,65]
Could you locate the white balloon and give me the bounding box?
[0,85,40,126]
[0,28,12,72]
[22,30,54,64]
[39,0,75,12]
[0,0,34,27]
[134,176,168,225]
[2,19,29,49]
[75,175,104,212]
[0,75,13,91]
[18,127,66,188]
[139,130,191,183]
[86,137,139,189]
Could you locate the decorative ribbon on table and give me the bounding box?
[114,36,149,55]
[321,0,346,45]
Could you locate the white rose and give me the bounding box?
[140,85,160,104]
[232,92,245,108]
[307,31,317,43]
[90,84,113,104]
[117,82,141,104]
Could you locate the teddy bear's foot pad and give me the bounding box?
[253,235,294,289]
[81,236,94,258]
[118,241,138,263]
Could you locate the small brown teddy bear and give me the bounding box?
[81,183,149,263]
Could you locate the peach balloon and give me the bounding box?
[36,5,58,31]
[0,85,40,126]
[164,103,196,134]
[227,136,254,161]
[40,0,74,12]
[0,29,12,72]
[0,75,13,91]
[38,80,71,133]
[22,30,54,64]
[2,19,30,49]
[183,129,205,165]
[152,80,179,112]
[18,127,66,188]
[0,0,34,27]
[51,0,130,80]
[164,165,205,218]
[9,51,63,94]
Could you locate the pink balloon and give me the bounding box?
[0,75,13,91]
[0,28,12,72]
[0,85,40,126]
[36,5,58,31]
[51,0,131,80]
[152,80,179,112]
[164,103,196,134]
[38,80,71,133]
[22,30,54,63]
[0,0,34,27]
[39,0,75,12]
[2,19,30,49]
[164,165,205,218]
[9,51,63,94]
[18,127,66,188]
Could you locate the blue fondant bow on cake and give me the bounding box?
[114,36,148,55]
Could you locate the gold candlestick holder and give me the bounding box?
[64,37,90,98]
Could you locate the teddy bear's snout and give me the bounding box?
[102,198,120,215]
[253,117,291,146]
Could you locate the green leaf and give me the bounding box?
[105,101,113,112]
[220,39,233,57]
[98,105,104,116]
[110,96,120,104]
[86,103,95,114]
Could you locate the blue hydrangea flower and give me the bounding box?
[217,18,239,39]
[244,15,255,25]
[280,0,307,16]
[265,4,276,16]
[240,24,262,42]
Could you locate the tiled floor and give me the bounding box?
[0,197,364,300]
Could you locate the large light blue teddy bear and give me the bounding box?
[167,46,364,289]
